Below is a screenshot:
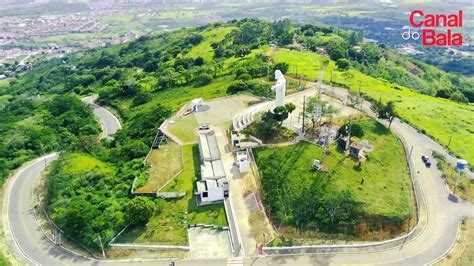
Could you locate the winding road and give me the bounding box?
[3,94,121,265]
[3,89,473,265]
[82,94,122,139]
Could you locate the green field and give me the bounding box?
[188,27,236,61]
[272,48,474,164]
[117,145,227,245]
[167,114,199,143]
[255,119,411,221]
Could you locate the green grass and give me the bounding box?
[117,145,227,245]
[144,76,233,112]
[188,27,236,61]
[62,153,115,175]
[272,48,474,164]
[254,119,411,219]
[167,114,199,143]
[433,152,474,203]
[135,142,183,193]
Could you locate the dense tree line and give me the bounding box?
[256,151,364,232]
[0,95,99,182]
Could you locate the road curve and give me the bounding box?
[81,94,122,139]
[3,153,94,265]
[3,88,474,265]
[3,96,122,265]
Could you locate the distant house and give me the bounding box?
[195,130,229,205]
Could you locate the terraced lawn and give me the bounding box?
[116,145,227,245]
[134,142,183,194]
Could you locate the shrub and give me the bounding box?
[124,197,156,225]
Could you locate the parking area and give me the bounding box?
[188,227,232,259]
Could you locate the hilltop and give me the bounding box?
[1,18,473,251]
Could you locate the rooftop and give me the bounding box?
[198,131,221,161]
[201,159,226,180]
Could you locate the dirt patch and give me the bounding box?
[249,211,275,246]
[106,247,189,260]
[135,142,183,193]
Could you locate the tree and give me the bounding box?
[227,81,248,94]
[449,91,469,104]
[256,111,279,141]
[372,100,396,129]
[273,62,289,74]
[272,19,294,45]
[336,58,350,70]
[337,122,364,138]
[124,197,156,225]
[195,73,213,87]
[326,38,349,61]
[322,190,362,225]
[305,97,339,131]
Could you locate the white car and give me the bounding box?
[198,124,209,130]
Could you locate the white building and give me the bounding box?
[236,150,250,173]
[195,130,229,205]
[195,179,229,204]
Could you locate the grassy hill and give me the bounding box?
[272,48,474,164]
[255,119,411,236]
[1,18,472,251]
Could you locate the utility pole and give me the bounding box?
[345,115,352,151]
[446,136,452,156]
[302,96,306,136]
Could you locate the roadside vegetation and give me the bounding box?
[432,151,474,203]
[1,18,471,251]
[254,119,411,242]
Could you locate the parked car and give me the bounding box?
[421,155,431,167]
[198,124,209,130]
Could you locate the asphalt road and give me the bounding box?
[4,96,122,265]
[4,89,474,265]
[81,94,122,139]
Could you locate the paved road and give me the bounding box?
[4,96,122,265]
[4,88,474,265]
[82,94,122,139]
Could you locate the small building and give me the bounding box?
[350,142,364,159]
[195,178,229,205]
[231,130,240,147]
[236,150,250,173]
[195,130,228,206]
[188,98,203,112]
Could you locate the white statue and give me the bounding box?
[272,70,286,107]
